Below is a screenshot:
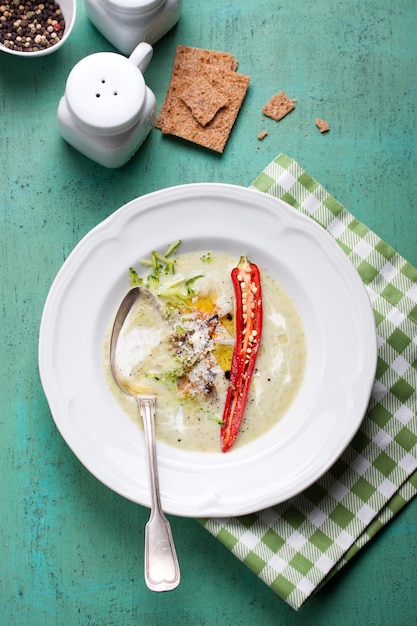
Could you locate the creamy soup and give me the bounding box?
[104,251,306,453]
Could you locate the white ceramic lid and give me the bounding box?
[102,0,165,15]
[65,52,146,135]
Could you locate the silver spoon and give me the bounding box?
[110,287,180,592]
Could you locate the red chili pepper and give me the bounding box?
[221,256,262,452]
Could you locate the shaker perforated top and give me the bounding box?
[65,52,146,135]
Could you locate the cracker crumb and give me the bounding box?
[262,91,296,121]
[258,131,268,140]
[315,118,330,133]
[156,45,250,153]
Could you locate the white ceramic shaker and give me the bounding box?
[57,42,156,168]
[84,0,182,56]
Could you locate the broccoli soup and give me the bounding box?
[105,249,306,453]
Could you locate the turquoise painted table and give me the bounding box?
[1,1,416,624]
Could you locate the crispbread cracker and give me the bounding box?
[156,45,250,153]
[173,44,239,72]
[180,75,228,126]
[262,91,296,121]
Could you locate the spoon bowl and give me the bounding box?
[110,287,180,592]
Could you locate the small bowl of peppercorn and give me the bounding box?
[0,0,76,57]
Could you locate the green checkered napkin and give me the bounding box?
[199,154,417,610]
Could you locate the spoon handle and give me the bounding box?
[137,396,180,592]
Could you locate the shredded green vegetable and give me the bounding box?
[129,241,208,304]
[201,252,212,263]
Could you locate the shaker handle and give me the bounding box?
[129,42,153,74]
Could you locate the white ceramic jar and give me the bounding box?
[57,43,156,169]
[84,0,181,56]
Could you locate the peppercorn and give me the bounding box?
[0,1,65,52]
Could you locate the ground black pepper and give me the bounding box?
[0,0,65,53]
